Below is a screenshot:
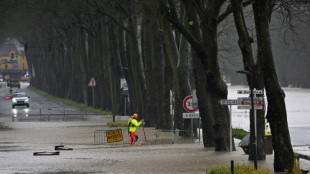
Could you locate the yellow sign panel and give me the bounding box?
[106,129,123,143]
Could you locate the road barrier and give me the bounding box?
[94,128,195,145]
[94,128,129,145]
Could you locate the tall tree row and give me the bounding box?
[1,0,309,172]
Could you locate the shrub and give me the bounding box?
[233,128,249,140]
[206,164,270,174]
[107,121,128,127]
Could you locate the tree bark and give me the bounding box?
[231,0,266,160]
[253,0,294,171]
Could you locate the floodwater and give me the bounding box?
[0,83,309,173]
[229,85,310,160]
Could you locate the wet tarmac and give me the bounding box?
[0,120,309,174]
[0,121,270,174]
[0,83,309,173]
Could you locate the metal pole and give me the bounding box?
[124,95,126,116]
[191,118,194,143]
[199,117,201,142]
[250,75,258,169]
[92,86,95,108]
[231,160,234,174]
[230,105,232,152]
[236,70,257,168]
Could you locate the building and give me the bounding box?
[0,39,28,81]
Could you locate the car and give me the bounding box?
[10,80,20,88]
[12,92,30,108]
[6,94,13,99]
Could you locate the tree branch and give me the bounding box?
[218,0,252,24]
[163,0,202,50]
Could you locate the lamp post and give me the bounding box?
[236,70,257,169]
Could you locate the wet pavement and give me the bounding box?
[0,83,309,173]
[0,121,309,174]
[0,121,270,174]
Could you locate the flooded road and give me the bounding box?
[0,84,309,173]
[0,121,275,174]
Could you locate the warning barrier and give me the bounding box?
[94,128,195,145]
[94,128,129,145]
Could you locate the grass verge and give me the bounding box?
[206,163,270,174]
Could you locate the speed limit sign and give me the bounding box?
[183,96,198,113]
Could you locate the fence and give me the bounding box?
[154,129,194,144]
[94,128,195,145]
[12,107,92,116]
[94,128,129,145]
[11,107,113,122]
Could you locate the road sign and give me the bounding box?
[238,97,263,106]
[237,90,263,95]
[183,95,198,113]
[120,78,128,90]
[106,129,123,143]
[191,90,198,109]
[218,99,239,105]
[88,77,96,87]
[183,113,199,119]
[238,105,263,110]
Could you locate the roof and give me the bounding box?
[0,39,21,56]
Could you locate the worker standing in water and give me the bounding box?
[128,113,145,145]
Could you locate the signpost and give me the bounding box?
[183,95,198,113]
[182,113,199,119]
[218,99,239,105]
[88,77,96,108]
[237,90,263,95]
[183,95,199,143]
[120,78,128,116]
[218,99,236,152]
[191,90,198,109]
[218,89,265,152]
[238,97,263,106]
[237,105,263,110]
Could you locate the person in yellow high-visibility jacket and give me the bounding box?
[128,113,144,145]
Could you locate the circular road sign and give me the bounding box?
[183,95,198,113]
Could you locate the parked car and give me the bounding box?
[10,80,20,88]
[12,92,30,108]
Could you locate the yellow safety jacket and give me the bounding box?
[128,118,142,133]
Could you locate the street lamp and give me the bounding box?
[236,70,257,169]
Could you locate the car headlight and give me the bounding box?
[12,99,17,103]
[25,98,29,102]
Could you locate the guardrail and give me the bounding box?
[10,107,130,122]
[12,114,113,122]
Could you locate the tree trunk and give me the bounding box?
[253,0,294,171]
[127,1,147,117]
[181,1,215,147]
[231,0,265,160]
